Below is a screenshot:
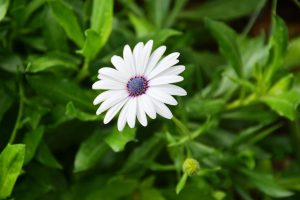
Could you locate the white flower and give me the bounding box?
[92,40,187,131]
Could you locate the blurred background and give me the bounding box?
[1,0,300,199]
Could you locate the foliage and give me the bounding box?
[1,0,300,199]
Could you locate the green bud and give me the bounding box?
[182,158,200,176]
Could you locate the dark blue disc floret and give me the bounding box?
[127,76,148,97]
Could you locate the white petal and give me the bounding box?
[126,98,137,128]
[111,55,131,76]
[104,98,128,124]
[97,67,128,83]
[92,80,126,90]
[148,52,180,79]
[144,46,166,76]
[140,95,156,119]
[153,84,187,96]
[149,75,184,86]
[137,99,147,126]
[159,65,185,76]
[123,45,136,75]
[147,87,178,105]
[96,91,128,115]
[93,90,124,105]
[140,40,153,74]
[133,42,144,75]
[150,97,173,119]
[118,100,130,131]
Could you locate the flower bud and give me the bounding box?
[182,158,200,176]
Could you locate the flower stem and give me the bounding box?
[9,81,24,144]
[76,59,90,82]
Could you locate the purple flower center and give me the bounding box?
[127,76,148,97]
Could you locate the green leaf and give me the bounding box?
[36,141,62,169]
[242,169,293,198]
[78,29,102,61]
[0,0,9,21]
[0,85,13,123]
[0,144,25,199]
[26,52,80,73]
[266,15,288,80]
[48,1,84,47]
[205,18,243,77]
[74,130,110,172]
[262,90,300,120]
[285,37,300,68]
[27,74,94,111]
[269,74,293,95]
[180,0,266,21]
[147,0,170,28]
[0,53,24,73]
[176,173,188,194]
[129,13,154,38]
[149,29,181,48]
[65,101,101,121]
[22,127,44,164]
[105,126,137,152]
[80,0,114,60]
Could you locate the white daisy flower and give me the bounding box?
[92,40,187,131]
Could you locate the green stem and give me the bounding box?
[76,59,90,82]
[293,0,300,8]
[172,116,191,136]
[272,0,277,15]
[9,81,24,144]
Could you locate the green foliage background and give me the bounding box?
[1,0,300,199]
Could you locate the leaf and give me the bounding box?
[242,169,293,198]
[180,0,266,21]
[129,13,154,38]
[147,0,170,28]
[205,18,243,77]
[65,101,101,121]
[73,130,110,172]
[48,1,84,47]
[149,29,181,48]
[22,127,44,164]
[90,0,113,47]
[0,85,13,123]
[0,144,25,199]
[285,37,300,68]
[176,173,188,194]
[262,90,300,120]
[27,74,94,111]
[105,126,137,152]
[36,141,62,169]
[78,29,102,61]
[0,53,24,73]
[186,98,225,118]
[0,0,9,21]
[269,74,293,95]
[26,52,80,73]
[266,15,288,80]
[121,136,164,174]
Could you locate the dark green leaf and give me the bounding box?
[78,29,102,61]
[23,127,44,164]
[0,144,25,199]
[26,52,80,73]
[65,101,101,121]
[36,141,62,169]
[105,126,136,152]
[48,1,84,47]
[27,74,94,111]
[180,0,266,21]
[205,18,243,77]
[242,169,293,198]
[73,130,110,172]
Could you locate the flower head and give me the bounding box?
[92,40,187,131]
[182,158,200,176]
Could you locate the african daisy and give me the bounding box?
[92,40,187,131]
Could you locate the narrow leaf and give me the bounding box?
[22,127,44,164]
[176,173,188,194]
[0,0,9,21]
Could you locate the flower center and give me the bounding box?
[127,76,148,97]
